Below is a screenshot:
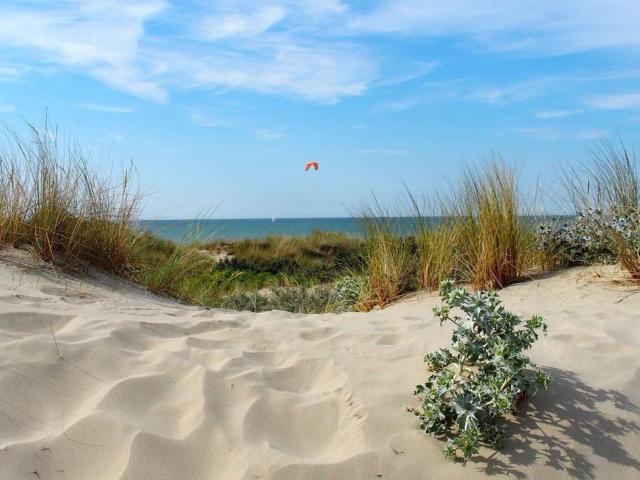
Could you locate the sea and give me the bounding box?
[140,217,411,243]
[140,216,568,243]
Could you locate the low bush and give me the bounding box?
[332,274,366,312]
[537,210,615,268]
[408,280,550,462]
[561,140,640,279]
[215,285,336,313]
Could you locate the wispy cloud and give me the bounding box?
[190,112,231,128]
[348,1,640,54]
[517,126,607,140]
[0,104,15,112]
[465,79,549,104]
[0,1,168,101]
[375,61,438,87]
[379,97,420,111]
[194,6,286,41]
[585,92,640,110]
[255,128,286,140]
[79,103,134,113]
[534,109,582,119]
[0,1,638,105]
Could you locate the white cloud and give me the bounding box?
[255,128,285,140]
[517,127,607,140]
[0,0,168,101]
[0,1,638,104]
[79,103,134,113]
[195,6,286,41]
[465,79,549,104]
[0,104,15,112]
[585,92,640,110]
[190,112,231,128]
[158,39,374,102]
[375,61,438,87]
[349,1,640,54]
[534,109,582,119]
[380,98,420,111]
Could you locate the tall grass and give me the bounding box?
[564,140,638,214]
[358,201,416,308]
[0,123,142,273]
[563,140,640,280]
[446,159,535,289]
[409,159,535,292]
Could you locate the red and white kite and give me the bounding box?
[305,161,319,171]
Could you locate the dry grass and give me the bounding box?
[447,159,535,289]
[0,123,142,274]
[563,140,640,280]
[563,140,638,214]
[358,201,416,308]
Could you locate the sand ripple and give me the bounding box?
[0,262,638,479]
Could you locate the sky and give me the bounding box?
[0,0,639,219]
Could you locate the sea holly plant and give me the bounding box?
[408,280,550,463]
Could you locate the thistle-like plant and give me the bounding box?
[408,280,550,462]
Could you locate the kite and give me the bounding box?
[305,161,319,171]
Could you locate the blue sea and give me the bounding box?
[141,217,409,243]
[140,216,567,243]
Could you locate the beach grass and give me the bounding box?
[0,123,143,275]
[358,201,417,308]
[1,121,637,313]
[562,140,640,279]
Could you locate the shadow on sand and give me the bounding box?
[475,368,640,479]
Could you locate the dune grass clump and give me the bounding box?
[358,205,417,308]
[0,123,142,274]
[447,159,535,289]
[562,141,640,279]
[408,280,550,462]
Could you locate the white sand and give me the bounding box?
[0,253,638,479]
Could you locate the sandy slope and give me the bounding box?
[0,254,638,480]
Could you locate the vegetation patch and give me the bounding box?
[408,280,550,462]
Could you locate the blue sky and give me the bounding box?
[0,1,639,218]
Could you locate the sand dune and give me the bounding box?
[0,254,638,479]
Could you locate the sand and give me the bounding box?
[0,253,638,480]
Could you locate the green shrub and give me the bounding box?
[408,280,550,462]
[537,211,616,268]
[216,285,335,313]
[332,275,365,312]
